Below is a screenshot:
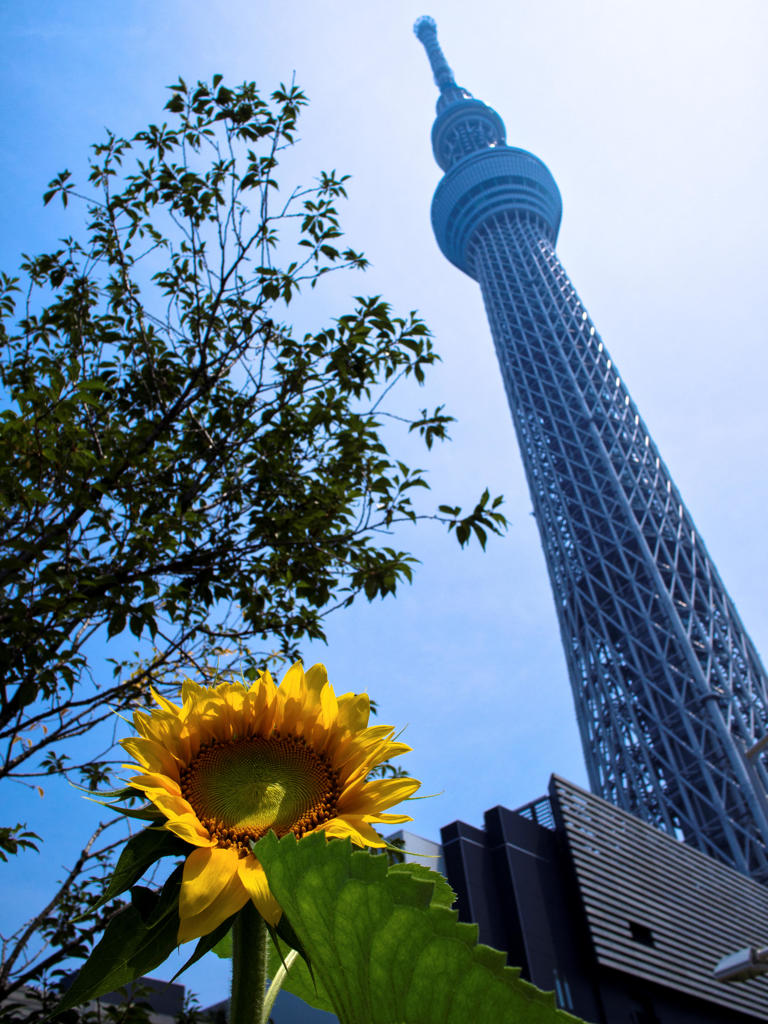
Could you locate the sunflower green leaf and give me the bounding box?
[90,825,189,914]
[51,867,183,1015]
[254,832,586,1024]
[267,936,335,1015]
[172,913,240,981]
[260,859,458,1015]
[387,861,457,910]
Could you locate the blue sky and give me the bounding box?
[2,0,767,1008]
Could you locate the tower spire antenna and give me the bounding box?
[414,15,506,163]
[415,18,768,881]
[413,16,458,94]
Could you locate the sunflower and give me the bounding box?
[121,663,419,943]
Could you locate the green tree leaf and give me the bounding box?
[0,822,41,862]
[0,70,506,1002]
[254,833,585,1024]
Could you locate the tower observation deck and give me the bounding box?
[414,15,768,880]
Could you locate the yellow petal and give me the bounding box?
[180,679,205,703]
[337,739,414,790]
[132,710,155,740]
[164,817,215,847]
[248,669,274,694]
[304,663,328,699]
[224,689,246,718]
[279,696,311,738]
[376,740,413,761]
[178,865,249,944]
[278,662,305,702]
[362,724,398,741]
[120,737,153,769]
[121,737,181,779]
[318,682,338,729]
[237,855,282,926]
[335,693,370,734]
[142,790,197,823]
[338,777,420,815]
[317,815,386,847]
[125,771,181,797]
[179,846,241,919]
[332,729,391,770]
[335,743,404,788]
[150,687,180,714]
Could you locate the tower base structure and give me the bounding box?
[441,777,768,1023]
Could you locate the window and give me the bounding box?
[629,921,655,947]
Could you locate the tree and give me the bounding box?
[0,75,505,1009]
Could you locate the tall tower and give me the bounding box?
[414,16,768,880]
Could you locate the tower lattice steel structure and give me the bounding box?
[415,16,768,880]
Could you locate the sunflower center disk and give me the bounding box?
[181,734,340,851]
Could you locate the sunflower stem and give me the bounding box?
[230,902,268,1024]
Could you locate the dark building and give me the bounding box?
[414,15,768,882]
[3,977,186,1024]
[442,776,768,1023]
